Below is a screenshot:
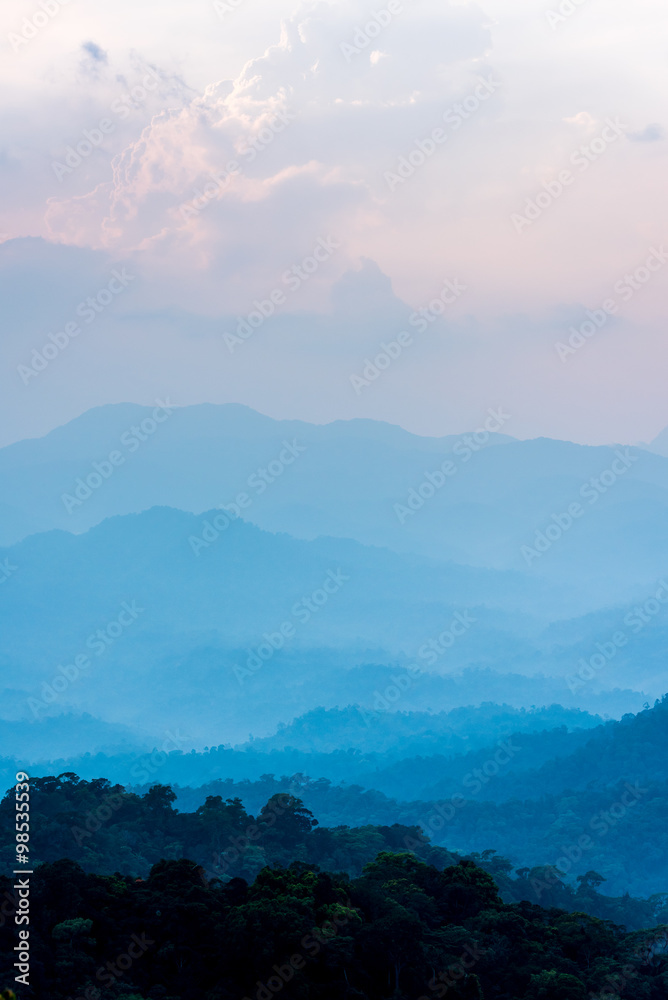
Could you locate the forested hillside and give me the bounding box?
[2,852,668,1000]
[5,699,668,899]
[2,773,666,932]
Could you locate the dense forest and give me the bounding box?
[2,850,668,999]
[3,704,668,995]
[5,698,668,899]
[1,773,666,933]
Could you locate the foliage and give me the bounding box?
[1,853,667,1000]
[0,774,664,932]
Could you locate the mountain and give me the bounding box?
[0,703,606,797]
[12,697,666,898]
[3,403,668,607]
[0,714,149,761]
[0,401,514,547]
[0,505,657,751]
[161,697,668,898]
[238,703,603,755]
[648,424,668,458]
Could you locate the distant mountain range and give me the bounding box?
[2,404,668,755]
[2,402,668,606]
[8,697,668,898]
[0,504,659,749]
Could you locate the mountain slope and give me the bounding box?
[0,506,654,746]
[3,403,668,607]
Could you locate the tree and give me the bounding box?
[143,784,177,812]
[525,970,587,999]
[258,794,318,851]
[439,860,501,919]
[577,871,606,891]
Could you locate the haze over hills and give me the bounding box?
[237,703,604,756]
[3,403,668,608]
[5,2,668,992]
[0,401,515,548]
[1,403,666,894]
[1,407,667,924]
[647,425,668,458]
[5,698,667,899]
[0,502,660,748]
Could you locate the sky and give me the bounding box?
[0,0,667,448]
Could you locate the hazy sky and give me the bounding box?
[1,0,667,447]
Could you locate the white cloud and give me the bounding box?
[1,0,667,447]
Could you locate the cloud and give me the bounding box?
[628,123,665,142]
[82,41,108,63]
[2,0,668,448]
[79,40,109,81]
[40,0,496,314]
